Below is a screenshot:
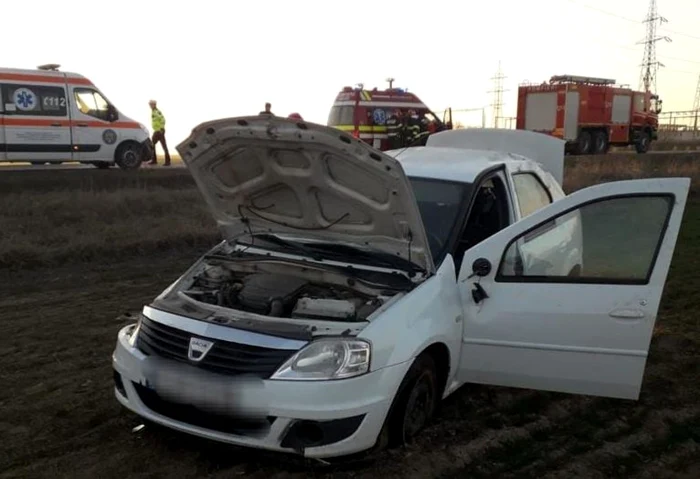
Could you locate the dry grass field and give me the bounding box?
[1,153,699,478]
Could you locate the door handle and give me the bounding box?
[77,123,89,127]
[608,309,645,320]
[51,122,62,127]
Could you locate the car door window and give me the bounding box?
[74,88,111,121]
[512,173,552,218]
[498,194,673,283]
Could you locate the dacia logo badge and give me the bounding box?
[188,337,214,362]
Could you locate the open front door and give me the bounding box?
[456,178,689,400]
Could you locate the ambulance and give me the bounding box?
[327,80,453,151]
[0,64,153,169]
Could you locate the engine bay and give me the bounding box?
[180,262,398,322]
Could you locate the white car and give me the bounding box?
[112,117,689,460]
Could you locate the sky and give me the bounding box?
[5,0,699,154]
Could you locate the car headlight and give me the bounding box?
[270,338,371,381]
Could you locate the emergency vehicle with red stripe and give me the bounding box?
[327,79,453,151]
[0,64,153,169]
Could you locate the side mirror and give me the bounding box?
[471,257,492,277]
[106,104,118,122]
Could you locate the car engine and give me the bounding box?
[184,264,385,322]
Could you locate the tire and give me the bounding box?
[376,354,439,450]
[48,161,63,165]
[591,131,609,155]
[115,141,144,170]
[635,131,651,154]
[576,131,592,155]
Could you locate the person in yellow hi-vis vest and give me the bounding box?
[148,99,171,166]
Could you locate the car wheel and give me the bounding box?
[377,353,439,450]
[115,142,143,170]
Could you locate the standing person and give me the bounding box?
[148,99,171,166]
[406,109,421,145]
[386,109,402,149]
[259,102,274,116]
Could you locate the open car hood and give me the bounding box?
[176,116,434,275]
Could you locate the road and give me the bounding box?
[0,161,188,171]
[1,150,697,172]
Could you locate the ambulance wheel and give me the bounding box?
[591,131,609,155]
[115,141,143,170]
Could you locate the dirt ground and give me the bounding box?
[2,165,700,478]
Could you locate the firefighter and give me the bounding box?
[406,109,422,145]
[386,109,402,149]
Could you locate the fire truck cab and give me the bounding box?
[327,79,452,151]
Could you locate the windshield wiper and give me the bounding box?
[239,233,325,261]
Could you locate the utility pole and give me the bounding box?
[638,0,671,93]
[489,61,508,128]
[693,74,700,133]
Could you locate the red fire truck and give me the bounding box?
[327,79,453,151]
[516,75,662,155]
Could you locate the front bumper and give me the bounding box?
[112,323,411,459]
[140,138,155,162]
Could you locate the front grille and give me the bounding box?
[133,382,275,436]
[136,316,296,378]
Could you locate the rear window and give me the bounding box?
[512,173,552,218]
[327,106,354,126]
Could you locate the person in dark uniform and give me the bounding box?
[386,109,402,149]
[406,109,422,145]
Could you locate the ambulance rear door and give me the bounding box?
[1,79,73,162]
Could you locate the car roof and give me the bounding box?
[385,146,538,183]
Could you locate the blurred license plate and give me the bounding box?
[143,359,240,410]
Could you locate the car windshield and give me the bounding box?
[408,176,471,263]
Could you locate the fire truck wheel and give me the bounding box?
[592,131,609,155]
[576,131,592,155]
[635,132,651,154]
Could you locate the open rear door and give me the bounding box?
[456,178,689,400]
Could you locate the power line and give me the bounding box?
[565,0,639,23]
[661,28,700,41]
[566,0,700,41]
